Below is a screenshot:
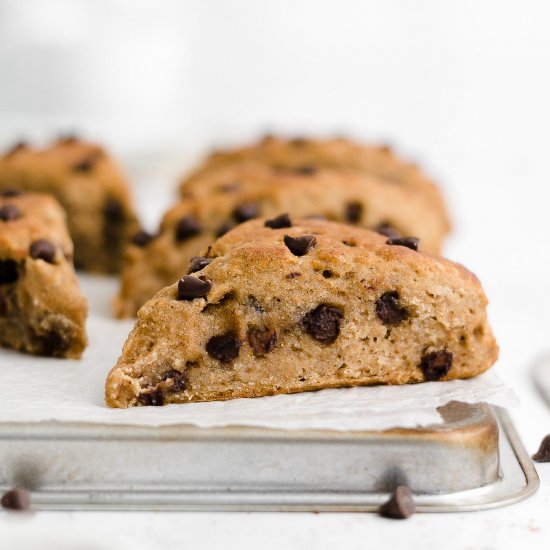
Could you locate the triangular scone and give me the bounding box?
[0,137,139,273]
[181,135,450,233]
[115,162,448,317]
[106,218,497,408]
[0,192,87,358]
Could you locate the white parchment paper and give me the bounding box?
[0,276,518,431]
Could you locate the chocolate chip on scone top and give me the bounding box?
[106,218,498,408]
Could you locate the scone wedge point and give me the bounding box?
[106,217,497,407]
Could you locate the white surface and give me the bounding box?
[0,273,517,431]
[1,0,550,548]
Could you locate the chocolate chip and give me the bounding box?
[0,189,22,198]
[247,295,265,313]
[4,141,27,158]
[30,239,57,264]
[0,260,19,284]
[38,329,71,357]
[175,215,202,241]
[374,222,400,239]
[302,304,343,344]
[177,275,212,300]
[138,391,165,406]
[206,332,242,363]
[265,213,292,229]
[72,155,97,172]
[376,291,409,326]
[233,203,259,223]
[161,369,186,392]
[1,488,31,511]
[345,202,363,224]
[379,486,415,519]
[188,256,213,274]
[322,269,332,278]
[420,350,453,381]
[286,272,301,279]
[387,236,420,251]
[284,235,316,256]
[131,230,154,247]
[0,204,21,222]
[532,435,550,462]
[102,198,124,221]
[294,164,317,175]
[215,222,233,238]
[248,327,277,356]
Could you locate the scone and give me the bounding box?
[0,191,88,358]
[115,163,448,317]
[0,137,139,273]
[180,135,450,233]
[106,217,497,407]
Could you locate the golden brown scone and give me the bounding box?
[106,218,497,408]
[115,162,447,317]
[0,191,88,358]
[180,135,450,233]
[0,137,139,273]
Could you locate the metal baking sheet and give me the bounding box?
[0,403,538,512]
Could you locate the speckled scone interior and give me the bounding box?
[0,138,139,273]
[115,162,448,317]
[0,191,88,358]
[106,218,497,408]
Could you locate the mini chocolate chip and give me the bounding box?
[345,202,363,224]
[138,391,164,406]
[161,369,186,392]
[73,155,97,172]
[284,235,316,256]
[103,198,124,220]
[215,222,233,238]
[374,222,400,239]
[286,272,301,279]
[420,350,453,381]
[376,291,409,325]
[131,230,154,247]
[30,239,56,264]
[206,332,242,363]
[0,189,22,198]
[265,213,292,229]
[177,275,212,300]
[38,329,71,357]
[175,215,202,241]
[0,260,19,284]
[233,203,259,223]
[0,204,21,222]
[248,326,277,356]
[532,435,550,462]
[4,141,27,158]
[302,304,343,344]
[294,164,317,175]
[322,269,332,278]
[1,488,31,511]
[188,256,213,274]
[387,236,420,251]
[379,486,415,519]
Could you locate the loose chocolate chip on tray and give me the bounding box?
[302,304,343,344]
[131,230,154,247]
[0,204,22,222]
[177,275,212,300]
[345,202,363,224]
[233,203,260,223]
[0,260,19,284]
[175,215,202,241]
[379,486,415,519]
[420,350,453,381]
[1,488,31,511]
[376,291,409,326]
[206,332,242,363]
[248,326,277,356]
[188,256,213,274]
[0,189,22,198]
[30,239,57,264]
[284,235,317,256]
[374,222,400,240]
[532,435,550,462]
[386,236,420,251]
[265,213,292,229]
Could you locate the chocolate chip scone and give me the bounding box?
[180,134,450,233]
[106,217,497,407]
[0,137,139,273]
[0,191,88,358]
[115,162,448,317]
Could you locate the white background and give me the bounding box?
[1,0,550,548]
